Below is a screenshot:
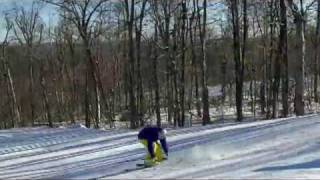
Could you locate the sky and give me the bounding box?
[0,0,226,42]
[0,0,317,42]
[0,0,58,42]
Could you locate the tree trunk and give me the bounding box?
[267,0,275,119]
[195,69,201,117]
[153,12,161,127]
[221,58,227,107]
[272,0,282,118]
[94,84,101,129]
[190,0,201,117]
[1,47,21,127]
[136,0,147,127]
[272,51,281,118]
[167,39,173,125]
[196,0,210,125]
[28,48,35,126]
[180,0,187,127]
[280,0,289,117]
[126,0,138,129]
[67,40,77,124]
[83,43,101,128]
[40,64,53,128]
[294,18,305,116]
[85,68,90,128]
[64,60,76,123]
[172,21,180,127]
[231,0,243,121]
[287,0,306,116]
[242,0,248,118]
[314,0,320,103]
[260,45,267,115]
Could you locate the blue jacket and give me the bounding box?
[138,126,168,158]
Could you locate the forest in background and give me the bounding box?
[1,0,320,129]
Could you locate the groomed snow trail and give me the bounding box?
[1,115,320,179]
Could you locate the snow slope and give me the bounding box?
[1,115,320,179]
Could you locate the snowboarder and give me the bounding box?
[138,126,168,166]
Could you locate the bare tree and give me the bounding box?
[242,0,248,119]
[135,0,148,126]
[179,0,187,127]
[159,0,174,125]
[280,0,289,117]
[1,15,21,127]
[53,17,77,123]
[190,0,201,118]
[11,1,44,126]
[314,0,320,103]
[271,0,281,119]
[287,0,315,116]
[39,59,53,127]
[253,2,267,115]
[196,0,210,125]
[124,0,139,128]
[150,0,162,127]
[229,0,244,121]
[44,0,111,128]
[265,0,276,119]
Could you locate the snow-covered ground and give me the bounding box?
[1,114,320,179]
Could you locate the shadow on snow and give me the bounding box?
[255,159,320,172]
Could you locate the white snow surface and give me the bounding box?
[1,114,320,179]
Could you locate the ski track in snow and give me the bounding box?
[1,114,320,179]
